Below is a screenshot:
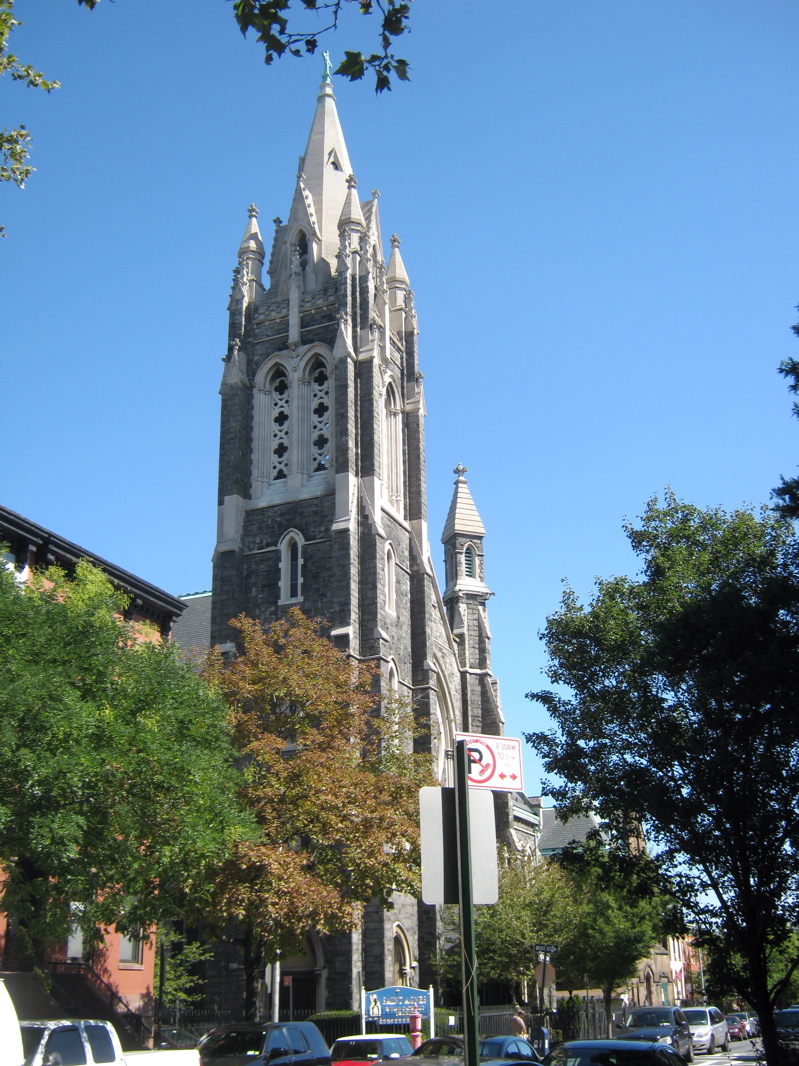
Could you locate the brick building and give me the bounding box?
[196,67,513,1014]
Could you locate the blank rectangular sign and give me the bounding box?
[419,786,499,905]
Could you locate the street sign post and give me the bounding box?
[454,732,524,792]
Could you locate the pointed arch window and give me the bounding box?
[310,360,331,472]
[445,547,455,586]
[279,530,304,603]
[384,382,403,510]
[464,545,476,579]
[385,543,396,614]
[296,229,309,271]
[270,367,290,482]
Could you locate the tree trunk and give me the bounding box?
[242,925,264,1022]
[603,986,614,1039]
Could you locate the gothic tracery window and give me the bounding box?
[310,360,331,472]
[270,367,290,482]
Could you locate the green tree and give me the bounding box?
[470,851,576,1005]
[526,491,799,1064]
[773,307,799,519]
[0,559,247,962]
[555,840,670,1035]
[201,608,431,1018]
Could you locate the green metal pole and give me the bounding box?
[455,740,479,1066]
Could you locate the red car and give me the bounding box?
[724,1017,746,1041]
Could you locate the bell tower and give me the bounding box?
[210,64,510,1009]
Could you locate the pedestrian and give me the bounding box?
[511,1009,528,1037]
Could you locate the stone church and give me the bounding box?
[198,65,511,1015]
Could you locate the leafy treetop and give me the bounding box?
[526,490,799,1064]
[0,558,247,961]
[201,608,431,1017]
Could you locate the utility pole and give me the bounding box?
[455,740,479,1066]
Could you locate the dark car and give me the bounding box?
[198,1021,332,1066]
[544,1039,688,1066]
[406,1036,540,1063]
[479,1037,543,1063]
[616,1007,693,1062]
[775,1010,799,1043]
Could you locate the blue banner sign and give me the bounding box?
[366,986,432,1023]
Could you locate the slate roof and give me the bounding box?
[171,591,213,652]
[537,806,602,855]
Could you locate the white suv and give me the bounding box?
[683,1007,729,1055]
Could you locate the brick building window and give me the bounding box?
[385,543,396,614]
[463,546,476,579]
[310,360,331,472]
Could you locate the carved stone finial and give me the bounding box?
[322,50,333,81]
[273,216,283,228]
[390,233,401,249]
[454,463,468,480]
[372,189,380,200]
[248,203,259,219]
[346,173,357,189]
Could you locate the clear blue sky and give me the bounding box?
[2,0,798,795]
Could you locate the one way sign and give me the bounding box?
[454,733,524,792]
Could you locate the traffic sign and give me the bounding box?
[454,733,524,792]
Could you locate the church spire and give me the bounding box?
[442,464,486,542]
[291,59,354,272]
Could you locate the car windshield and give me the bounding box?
[333,1043,384,1060]
[775,1013,799,1030]
[683,1011,709,1025]
[625,1010,674,1028]
[200,1030,268,1058]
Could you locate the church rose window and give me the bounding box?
[270,368,290,481]
[310,362,331,472]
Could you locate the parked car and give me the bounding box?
[197,1021,331,1066]
[544,1038,689,1066]
[723,1017,746,1041]
[616,1007,693,1062]
[682,1007,729,1055]
[479,1037,543,1063]
[774,1010,799,1043]
[408,1036,540,1063]
[158,1027,200,1049]
[332,1036,414,1065]
[728,1011,758,1037]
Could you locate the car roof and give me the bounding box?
[335,1036,407,1043]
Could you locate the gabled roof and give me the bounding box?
[538,806,602,855]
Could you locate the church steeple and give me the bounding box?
[268,61,356,294]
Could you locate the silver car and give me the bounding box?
[683,1007,729,1055]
